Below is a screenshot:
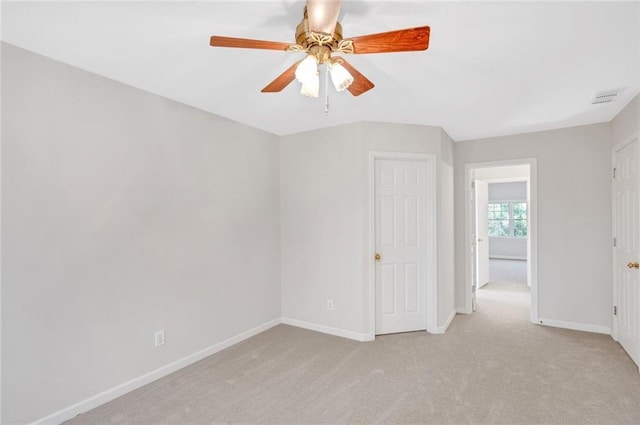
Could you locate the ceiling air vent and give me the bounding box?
[591,89,621,105]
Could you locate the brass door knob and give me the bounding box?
[627,262,639,269]
[374,253,381,261]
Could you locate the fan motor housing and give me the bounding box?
[295,18,343,50]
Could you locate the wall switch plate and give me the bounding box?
[326,299,334,310]
[154,330,165,347]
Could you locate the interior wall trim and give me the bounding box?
[456,307,472,315]
[433,309,457,334]
[281,317,373,342]
[489,255,527,261]
[537,318,611,335]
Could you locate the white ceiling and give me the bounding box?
[2,1,639,141]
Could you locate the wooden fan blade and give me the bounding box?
[261,61,301,93]
[306,0,341,35]
[338,58,374,96]
[348,26,430,54]
[210,36,291,51]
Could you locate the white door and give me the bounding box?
[614,137,640,367]
[475,180,490,289]
[375,159,427,334]
[471,181,478,312]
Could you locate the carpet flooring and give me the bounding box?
[66,283,640,425]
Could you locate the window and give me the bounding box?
[488,201,527,238]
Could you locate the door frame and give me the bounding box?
[368,151,438,339]
[463,158,539,324]
[611,131,640,343]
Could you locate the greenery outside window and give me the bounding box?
[488,201,527,237]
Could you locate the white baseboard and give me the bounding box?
[456,307,472,315]
[537,318,611,335]
[281,317,373,342]
[30,318,282,425]
[489,255,527,261]
[432,309,456,334]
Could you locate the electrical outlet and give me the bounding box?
[154,330,165,347]
[326,299,334,310]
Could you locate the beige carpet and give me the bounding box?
[66,283,640,425]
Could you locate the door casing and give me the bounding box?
[368,151,438,339]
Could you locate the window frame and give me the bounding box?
[488,199,528,239]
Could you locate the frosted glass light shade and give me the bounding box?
[295,55,319,84]
[300,74,320,98]
[329,62,353,92]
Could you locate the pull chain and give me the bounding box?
[324,63,330,115]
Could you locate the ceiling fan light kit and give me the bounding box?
[295,55,319,84]
[297,57,320,98]
[329,60,353,92]
[209,0,430,98]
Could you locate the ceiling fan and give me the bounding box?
[209,0,430,97]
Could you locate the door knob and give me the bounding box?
[627,262,639,269]
[374,253,381,261]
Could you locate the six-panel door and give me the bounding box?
[375,159,428,334]
[615,138,640,367]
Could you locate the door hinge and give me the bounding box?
[613,237,617,247]
[614,306,617,316]
[613,167,617,179]
[471,181,476,189]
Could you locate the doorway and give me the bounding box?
[368,152,438,337]
[464,159,538,323]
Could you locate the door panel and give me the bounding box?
[475,180,490,288]
[381,264,396,314]
[471,181,477,311]
[380,196,395,246]
[405,263,419,312]
[375,159,428,334]
[615,138,640,367]
[404,197,419,246]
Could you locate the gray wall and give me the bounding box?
[455,123,612,327]
[2,44,281,424]
[438,129,456,326]
[280,122,456,335]
[280,123,366,335]
[488,182,528,259]
[488,181,527,201]
[611,94,639,145]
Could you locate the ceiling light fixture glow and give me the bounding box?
[300,74,320,98]
[295,55,318,84]
[296,54,320,98]
[329,61,353,92]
